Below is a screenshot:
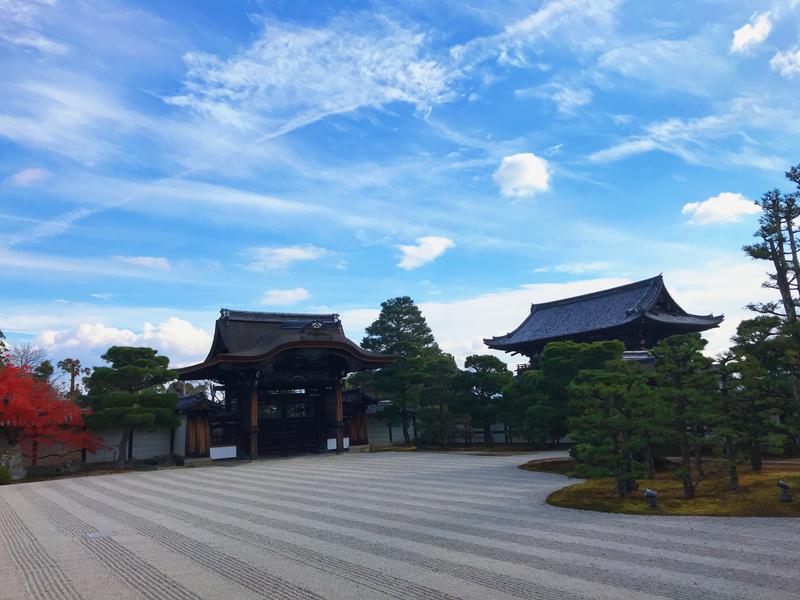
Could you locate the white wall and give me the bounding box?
[86,426,179,463]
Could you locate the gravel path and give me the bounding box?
[1,451,799,599]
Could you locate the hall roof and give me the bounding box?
[484,275,723,353]
[177,309,392,380]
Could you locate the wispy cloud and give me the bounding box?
[5,167,50,186]
[166,14,453,141]
[260,287,311,306]
[113,255,171,270]
[0,0,68,55]
[771,46,800,78]
[534,262,611,274]
[590,97,794,170]
[243,245,328,271]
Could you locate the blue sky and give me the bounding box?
[2,0,799,369]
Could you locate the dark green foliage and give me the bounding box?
[502,370,547,443]
[523,340,625,444]
[361,297,438,356]
[359,297,441,443]
[652,333,717,499]
[0,328,7,367]
[33,360,54,382]
[568,360,661,497]
[416,353,461,447]
[453,355,512,446]
[85,346,178,464]
[0,465,11,485]
[725,318,792,470]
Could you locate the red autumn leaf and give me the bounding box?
[0,364,98,464]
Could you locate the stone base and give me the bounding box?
[0,445,27,481]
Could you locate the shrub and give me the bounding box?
[0,465,12,485]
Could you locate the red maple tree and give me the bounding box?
[0,364,97,465]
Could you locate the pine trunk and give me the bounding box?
[681,442,695,499]
[484,423,494,447]
[750,439,763,472]
[117,428,131,466]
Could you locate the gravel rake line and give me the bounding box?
[100,477,747,600]
[53,483,323,600]
[208,464,800,551]
[76,483,466,600]
[0,496,84,600]
[21,488,203,600]
[169,468,796,569]
[88,477,595,600]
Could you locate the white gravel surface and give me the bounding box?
[1,451,799,599]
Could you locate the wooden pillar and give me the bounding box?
[335,381,344,454]
[249,387,258,459]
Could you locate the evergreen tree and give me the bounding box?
[84,346,179,465]
[568,359,659,497]
[32,360,54,382]
[58,358,92,400]
[454,355,512,447]
[502,370,547,445]
[742,164,800,452]
[727,317,791,470]
[652,333,716,499]
[527,340,624,444]
[360,297,440,443]
[0,328,7,367]
[416,353,460,448]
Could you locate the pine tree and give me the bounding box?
[84,346,179,465]
[0,328,7,367]
[568,359,659,497]
[360,297,440,443]
[454,355,512,447]
[652,333,716,499]
[416,353,460,448]
[530,340,624,445]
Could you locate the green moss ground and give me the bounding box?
[522,458,800,517]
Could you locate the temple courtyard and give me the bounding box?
[1,452,799,600]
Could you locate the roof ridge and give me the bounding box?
[530,275,662,311]
[221,308,340,322]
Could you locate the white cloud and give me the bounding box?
[89,293,113,301]
[682,192,760,225]
[260,287,311,306]
[730,12,773,54]
[771,46,800,78]
[113,255,171,270]
[243,245,328,271]
[36,318,213,368]
[166,15,452,140]
[341,257,769,366]
[397,236,455,270]
[6,167,50,186]
[493,152,550,198]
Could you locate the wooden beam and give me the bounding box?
[335,381,344,454]
[250,387,258,459]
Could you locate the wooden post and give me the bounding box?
[250,387,258,459]
[335,381,344,454]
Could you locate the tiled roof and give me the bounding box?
[485,275,722,351]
